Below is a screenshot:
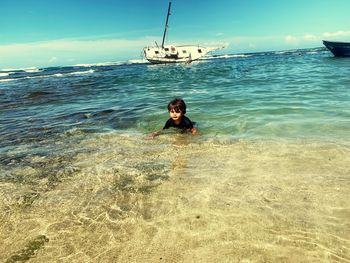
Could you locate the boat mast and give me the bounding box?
[161,1,172,49]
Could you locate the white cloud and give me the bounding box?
[0,38,151,53]
[285,35,299,44]
[303,34,317,41]
[284,34,321,45]
[322,30,350,38]
[49,56,57,63]
[248,43,256,49]
[284,30,350,46]
[0,37,157,68]
[1,29,349,68]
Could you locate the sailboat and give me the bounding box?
[143,1,225,64]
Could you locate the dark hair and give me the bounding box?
[167,98,186,114]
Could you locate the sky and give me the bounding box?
[1,0,350,69]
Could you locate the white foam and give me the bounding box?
[23,67,41,73]
[0,67,42,73]
[68,69,95,75]
[0,68,20,72]
[126,59,148,64]
[0,78,15,82]
[52,73,64,77]
[73,59,148,67]
[0,69,95,83]
[274,51,288,55]
[73,61,124,67]
[46,69,95,78]
[201,54,252,60]
[228,54,252,58]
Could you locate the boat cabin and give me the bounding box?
[143,45,208,63]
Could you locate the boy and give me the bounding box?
[150,98,197,138]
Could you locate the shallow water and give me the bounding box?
[1,49,350,262]
[1,49,350,148]
[1,133,349,262]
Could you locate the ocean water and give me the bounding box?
[1,49,350,262]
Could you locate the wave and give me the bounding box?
[0,47,326,84]
[23,67,42,73]
[0,73,10,77]
[73,59,148,67]
[68,69,95,75]
[272,47,325,56]
[0,78,15,82]
[73,59,147,67]
[126,59,148,64]
[0,67,43,80]
[0,69,95,83]
[195,47,326,62]
[0,68,21,72]
[73,62,124,67]
[0,67,41,73]
[200,53,252,61]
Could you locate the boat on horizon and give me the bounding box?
[143,1,225,64]
[323,40,350,57]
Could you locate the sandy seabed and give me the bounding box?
[1,133,349,262]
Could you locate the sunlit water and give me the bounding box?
[1,49,349,262]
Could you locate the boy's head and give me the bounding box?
[167,98,186,115]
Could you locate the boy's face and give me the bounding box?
[169,109,183,122]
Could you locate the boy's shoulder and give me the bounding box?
[182,115,193,124]
[163,118,174,129]
[180,116,194,129]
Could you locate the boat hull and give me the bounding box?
[143,45,224,64]
[323,40,350,57]
[146,57,193,64]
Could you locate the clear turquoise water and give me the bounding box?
[1,48,350,262]
[1,48,349,153]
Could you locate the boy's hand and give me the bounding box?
[190,128,198,135]
[146,131,161,140]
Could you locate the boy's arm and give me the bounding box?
[148,130,162,139]
[147,119,170,139]
[190,127,197,135]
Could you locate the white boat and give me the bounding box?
[143,1,225,64]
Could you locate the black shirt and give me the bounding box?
[163,116,194,130]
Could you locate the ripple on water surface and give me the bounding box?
[0,132,349,262]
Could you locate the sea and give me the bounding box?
[1,48,349,262]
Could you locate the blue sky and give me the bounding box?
[1,0,350,69]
